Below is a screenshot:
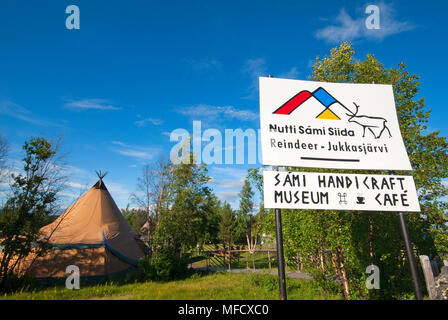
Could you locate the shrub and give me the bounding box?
[137,247,188,281]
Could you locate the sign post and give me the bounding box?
[259,76,423,300]
[273,165,287,300]
[268,75,288,301]
[274,206,287,300]
[398,211,423,300]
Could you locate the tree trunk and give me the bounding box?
[296,252,299,272]
[246,233,257,271]
[335,247,350,300]
[320,250,325,273]
[368,216,374,265]
[330,252,338,274]
[252,252,256,271]
[268,251,271,271]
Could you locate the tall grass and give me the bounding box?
[1,272,342,300]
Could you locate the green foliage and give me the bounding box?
[219,202,235,246]
[201,193,222,245]
[247,168,263,196]
[152,160,218,254]
[247,169,275,239]
[122,205,147,234]
[137,246,188,281]
[238,177,254,216]
[234,177,255,243]
[0,137,63,292]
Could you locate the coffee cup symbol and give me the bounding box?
[356,195,365,204]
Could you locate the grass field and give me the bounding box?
[190,244,292,271]
[1,272,343,300]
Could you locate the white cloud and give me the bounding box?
[215,191,240,203]
[316,8,361,43]
[104,181,134,206]
[62,176,133,208]
[64,164,91,177]
[209,167,247,205]
[242,58,268,99]
[134,117,163,127]
[115,149,151,159]
[209,166,263,209]
[59,164,134,207]
[63,98,120,111]
[243,58,267,77]
[64,181,86,189]
[210,177,245,190]
[242,58,301,98]
[176,104,258,123]
[316,2,415,43]
[111,141,160,161]
[0,100,47,125]
[278,67,299,80]
[211,166,248,179]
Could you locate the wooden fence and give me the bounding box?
[189,246,279,272]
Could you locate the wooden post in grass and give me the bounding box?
[419,255,436,300]
[398,212,423,300]
[246,250,249,270]
[268,250,272,271]
[297,253,300,272]
[252,252,256,271]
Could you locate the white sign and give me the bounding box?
[263,171,420,212]
[259,77,412,170]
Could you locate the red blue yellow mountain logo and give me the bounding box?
[273,87,341,120]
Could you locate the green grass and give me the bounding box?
[191,245,282,270]
[1,272,343,300]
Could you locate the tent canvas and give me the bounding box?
[23,177,145,280]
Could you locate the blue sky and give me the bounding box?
[0,0,447,209]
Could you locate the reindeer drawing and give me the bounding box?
[346,103,392,139]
